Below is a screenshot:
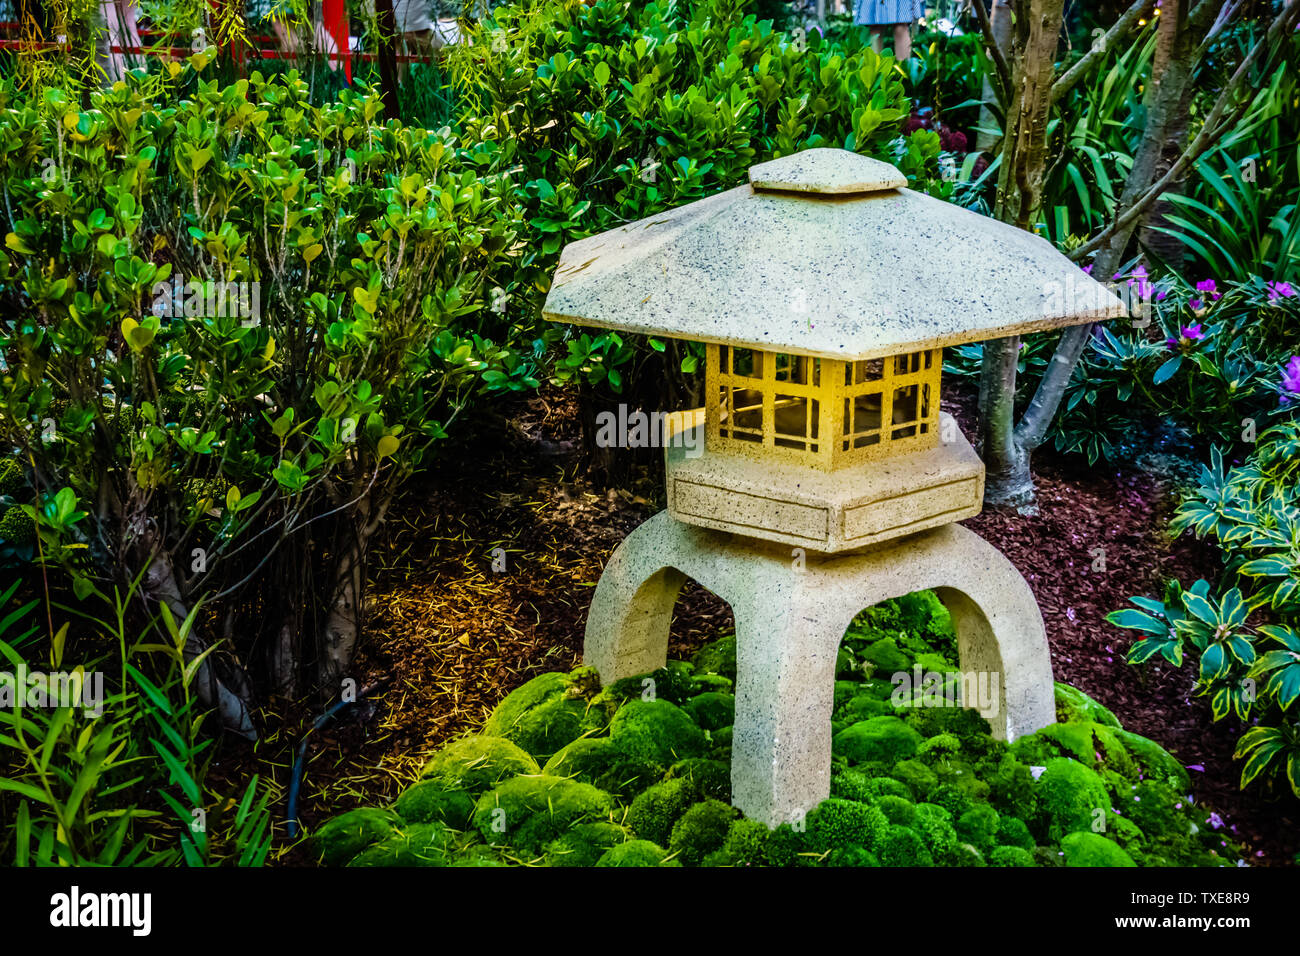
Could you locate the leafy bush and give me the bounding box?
[0,64,528,724]
[1110,421,1300,799]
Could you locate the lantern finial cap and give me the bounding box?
[748,147,907,195]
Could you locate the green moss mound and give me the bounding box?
[393,782,475,829]
[347,822,453,867]
[311,808,403,866]
[1061,831,1138,867]
[595,840,680,867]
[609,699,708,765]
[313,591,1241,868]
[833,716,923,764]
[419,735,540,793]
[472,774,613,852]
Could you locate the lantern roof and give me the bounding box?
[542,148,1125,361]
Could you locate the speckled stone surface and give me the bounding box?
[748,147,909,193]
[664,411,983,552]
[583,511,1056,827]
[542,148,1125,361]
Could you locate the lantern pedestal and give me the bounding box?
[582,510,1056,828]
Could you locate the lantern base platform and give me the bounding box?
[583,510,1055,828]
[665,411,984,553]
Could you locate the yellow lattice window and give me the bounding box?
[706,345,940,470]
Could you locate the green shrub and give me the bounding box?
[0,67,524,718]
[876,795,918,828]
[1054,683,1120,728]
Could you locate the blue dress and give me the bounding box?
[854,0,924,26]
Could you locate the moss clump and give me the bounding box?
[420,735,540,793]
[956,805,1000,850]
[544,822,627,867]
[860,637,910,674]
[721,818,770,866]
[0,506,35,546]
[393,782,475,829]
[1054,682,1120,728]
[472,775,613,852]
[806,799,888,853]
[1037,758,1111,841]
[595,840,680,867]
[609,699,707,765]
[891,758,938,799]
[1112,728,1191,791]
[876,795,918,828]
[311,808,402,866]
[912,802,960,864]
[996,815,1035,851]
[691,634,737,680]
[543,736,662,797]
[666,758,731,801]
[483,671,606,759]
[833,716,923,765]
[669,799,736,865]
[627,777,698,846]
[989,845,1035,867]
[762,823,808,867]
[347,822,452,867]
[841,695,895,720]
[878,826,933,867]
[683,692,734,731]
[0,459,27,499]
[1061,831,1137,867]
[828,846,880,866]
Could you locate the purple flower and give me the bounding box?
[1082,264,1094,275]
[1189,298,1202,310]
[1267,280,1295,301]
[1165,323,1205,350]
[1280,355,1300,405]
[1195,278,1221,302]
[1208,812,1224,830]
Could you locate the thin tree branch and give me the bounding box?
[972,0,1012,103]
[1051,0,1152,105]
[1069,0,1300,262]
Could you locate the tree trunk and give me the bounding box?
[141,545,258,739]
[980,0,1067,506]
[1137,0,1191,271]
[320,491,391,694]
[976,0,1013,152]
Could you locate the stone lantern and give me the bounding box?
[542,148,1124,827]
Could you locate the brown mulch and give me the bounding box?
[275,384,1296,867]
